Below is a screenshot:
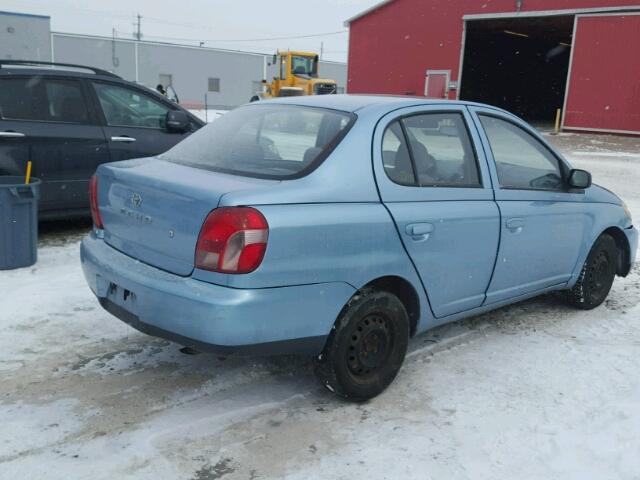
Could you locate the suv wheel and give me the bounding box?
[315,289,409,401]
[567,234,618,310]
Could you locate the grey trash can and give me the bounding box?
[0,176,41,270]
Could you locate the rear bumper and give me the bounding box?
[81,233,355,356]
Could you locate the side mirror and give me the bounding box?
[166,110,190,133]
[568,169,592,189]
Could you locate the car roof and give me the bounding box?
[263,94,509,116]
[0,61,205,125]
[0,66,119,81]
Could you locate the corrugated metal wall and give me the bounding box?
[0,11,51,61]
[52,34,138,81]
[52,33,348,109]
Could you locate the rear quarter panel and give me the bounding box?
[192,202,437,333]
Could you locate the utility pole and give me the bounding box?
[320,41,324,60]
[134,13,142,41]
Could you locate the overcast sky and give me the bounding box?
[2,0,381,62]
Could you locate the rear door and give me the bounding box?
[0,75,109,212]
[374,105,500,318]
[90,81,194,162]
[470,107,589,303]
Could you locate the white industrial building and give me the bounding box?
[0,10,348,109]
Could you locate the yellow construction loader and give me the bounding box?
[251,51,338,101]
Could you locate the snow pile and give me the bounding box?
[0,133,639,479]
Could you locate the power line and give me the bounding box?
[136,30,348,44]
[140,15,212,29]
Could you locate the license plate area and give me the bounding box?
[107,281,138,311]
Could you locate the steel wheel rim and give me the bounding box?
[588,250,613,297]
[347,313,393,377]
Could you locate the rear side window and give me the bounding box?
[479,115,564,190]
[383,121,415,186]
[0,77,89,123]
[161,105,355,179]
[382,112,480,187]
[45,80,89,123]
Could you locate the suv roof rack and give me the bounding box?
[0,60,120,78]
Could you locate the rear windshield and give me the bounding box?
[161,104,355,179]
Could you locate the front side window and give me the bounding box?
[291,56,317,77]
[161,105,354,179]
[0,77,88,123]
[93,82,170,129]
[480,115,564,190]
[382,112,480,187]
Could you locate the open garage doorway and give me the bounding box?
[459,15,574,124]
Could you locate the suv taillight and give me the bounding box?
[89,175,104,229]
[195,207,269,274]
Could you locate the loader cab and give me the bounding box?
[277,51,319,82]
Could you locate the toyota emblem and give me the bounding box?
[130,192,143,208]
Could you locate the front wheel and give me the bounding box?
[567,234,618,310]
[315,289,409,401]
[250,96,260,102]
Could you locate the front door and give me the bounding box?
[0,76,109,212]
[470,107,589,304]
[424,70,450,99]
[374,105,500,318]
[90,81,192,162]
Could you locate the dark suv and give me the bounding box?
[0,60,204,219]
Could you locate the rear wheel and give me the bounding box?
[315,289,409,401]
[567,234,618,310]
[250,96,260,102]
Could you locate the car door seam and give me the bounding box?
[465,105,495,194]
[466,106,510,305]
[370,110,439,320]
[482,201,504,304]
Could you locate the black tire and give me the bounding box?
[250,96,260,102]
[567,234,618,310]
[315,289,410,401]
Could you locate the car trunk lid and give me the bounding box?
[97,157,278,276]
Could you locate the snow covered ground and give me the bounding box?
[188,109,227,123]
[1,132,639,479]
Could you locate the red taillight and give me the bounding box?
[89,175,104,229]
[195,207,269,274]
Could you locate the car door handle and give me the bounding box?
[406,223,434,241]
[110,136,136,142]
[506,218,525,232]
[0,131,26,138]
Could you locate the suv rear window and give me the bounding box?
[161,104,355,179]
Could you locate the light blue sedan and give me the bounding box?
[81,96,637,400]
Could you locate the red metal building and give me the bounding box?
[346,1,640,134]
